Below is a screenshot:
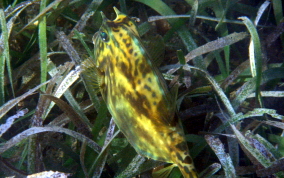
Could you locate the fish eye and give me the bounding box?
[100,31,109,42]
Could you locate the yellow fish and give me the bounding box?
[82,7,198,178]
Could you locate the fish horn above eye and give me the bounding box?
[113,6,122,16]
[100,11,108,21]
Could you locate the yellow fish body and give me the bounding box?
[84,7,198,178]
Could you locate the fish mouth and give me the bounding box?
[92,32,99,45]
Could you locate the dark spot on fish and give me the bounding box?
[139,64,149,78]
[116,56,119,62]
[177,163,183,170]
[123,38,127,44]
[120,62,127,70]
[126,43,131,48]
[108,45,114,54]
[134,52,138,56]
[137,79,141,85]
[139,63,145,71]
[152,92,156,98]
[135,58,139,66]
[120,63,134,80]
[131,82,136,90]
[184,156,193,164]
[119,33,123,37]
[142,66,151,78]
[176,153,183,162]
[144,85,151,91]
[143,96,151,108]
[108,59,115,74]
[134,69,138,76]
[112,38,120,47]
[128,57,133,71]
[141,94,146,99]
[148,78,152,83]
[126,92,150,118]
[129,48,133,54]
[176,142,187,151]
[153,101,157,105]
[145,66,152,73]
[119,48,127,59]
[98,55,109,69]
[183,166,191,174]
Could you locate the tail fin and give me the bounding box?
[172,142,198,178]
[152,165,176,178]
